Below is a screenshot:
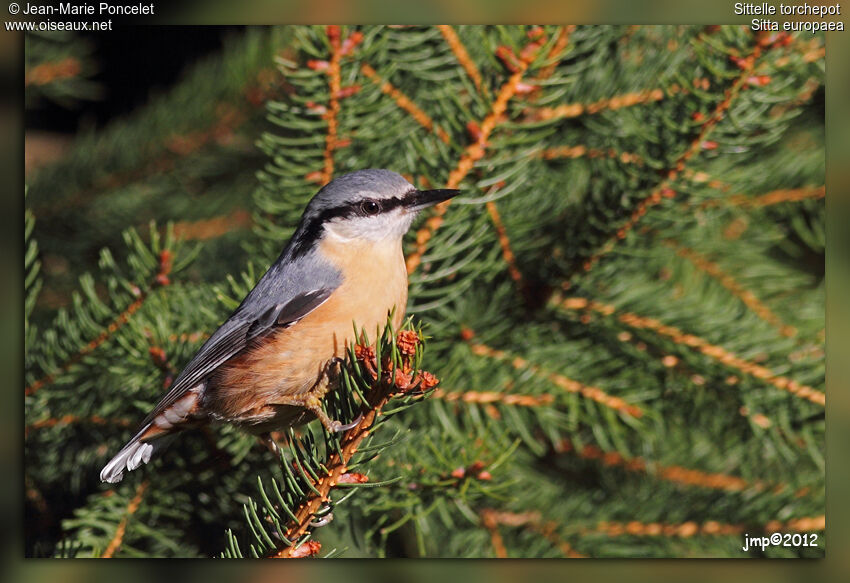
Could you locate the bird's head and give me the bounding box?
[295,169,459,247]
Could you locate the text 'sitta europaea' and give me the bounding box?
[100,169,459,483]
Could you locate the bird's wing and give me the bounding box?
[140,286,335,426]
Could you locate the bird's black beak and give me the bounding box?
[405,189,461,212]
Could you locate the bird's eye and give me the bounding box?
[360,200,381,216]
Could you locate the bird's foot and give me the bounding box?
[258,432,282,457]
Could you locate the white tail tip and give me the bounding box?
[100,437,155,483]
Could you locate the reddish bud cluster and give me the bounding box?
[326,25,341,44]
[341,31,364,56]
[520,26,547,63]
[466,121,483,142]
[338,472,369,484]
[393,369,412,389]
[449,460,492,481]
[154,250,173,287]
[701,140,718,151]
[336,85,361,99]
[304,171,324,183]
[307,59,330,71]
[354,343,376,362]
[289,540,322,558]
[746,75,771,87]
[515,82,539,95]
[757,30,792,48]
[418,371,439,389]
[304,101,328,115]
[730,55,755,70]
[496,46,523,73]
[397,330,420,356]
[148,347,168,367]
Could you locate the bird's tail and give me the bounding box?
[99,425,176,483]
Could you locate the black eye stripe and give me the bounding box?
[330,195,407,219]
[289,192,416,258]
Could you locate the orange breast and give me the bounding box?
[206,237,408,425]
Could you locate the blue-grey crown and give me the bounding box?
[306,169,414,215]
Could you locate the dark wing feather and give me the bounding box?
[140,288,334,426]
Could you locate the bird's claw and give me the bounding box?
[328,413,363,433]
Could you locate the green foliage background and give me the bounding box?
[25,25,824,558]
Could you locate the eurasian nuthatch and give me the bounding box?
[100,169,459,483]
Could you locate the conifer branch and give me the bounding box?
[166,331,210,344]
[25,249,174,396]
[320,26,344,185]
[463,329,644,418]
[174,208,253,241]
[579,33,791,275]
[552,439,813,495]
[25,57,82,86]
[539,145,643,165]
[432,388,554,408]
[172,209,253,240]
[31,53,282,218]
[25,414,131,437]
[662,238,797,337]
[480,509,585,558]
[712,186,824,208]
[609,328,779,429]
[590,515,824,538]
[535,25,576,81]
[262,330,439,558]
[406,31,546,274]
[437,25,485,95]
[99,480,149,558]
[525,87,668,122]
[485,201,525,293]
[555,296,825,406]
[360,63,450,143]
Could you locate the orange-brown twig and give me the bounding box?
[579,37,775,274]
[662,239,797,337]
[535,25,576,81]
[406,35,544,274]
[25,250,174,396]
[480,509,510,558]
[721,186,824,208]
[361,63,450,143]
[32,80,276,219]
[268,334,439,558]
[432,387,554,407]
[172,209,252,241]
[320,26,344,185]
[485,201,525,291]
[26,297,145,396]
[437,25,484,94]
[100,480,149,558]
[556,296,825,406]
[480,509,585,558]
[556,439,784,494]
[539,145,643,165]
[167,331,210,344]
[591,515,824,538]
[463,330,643,418]
[25,57,81,86]
[25,414,131,438]
[527,87,667,122]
